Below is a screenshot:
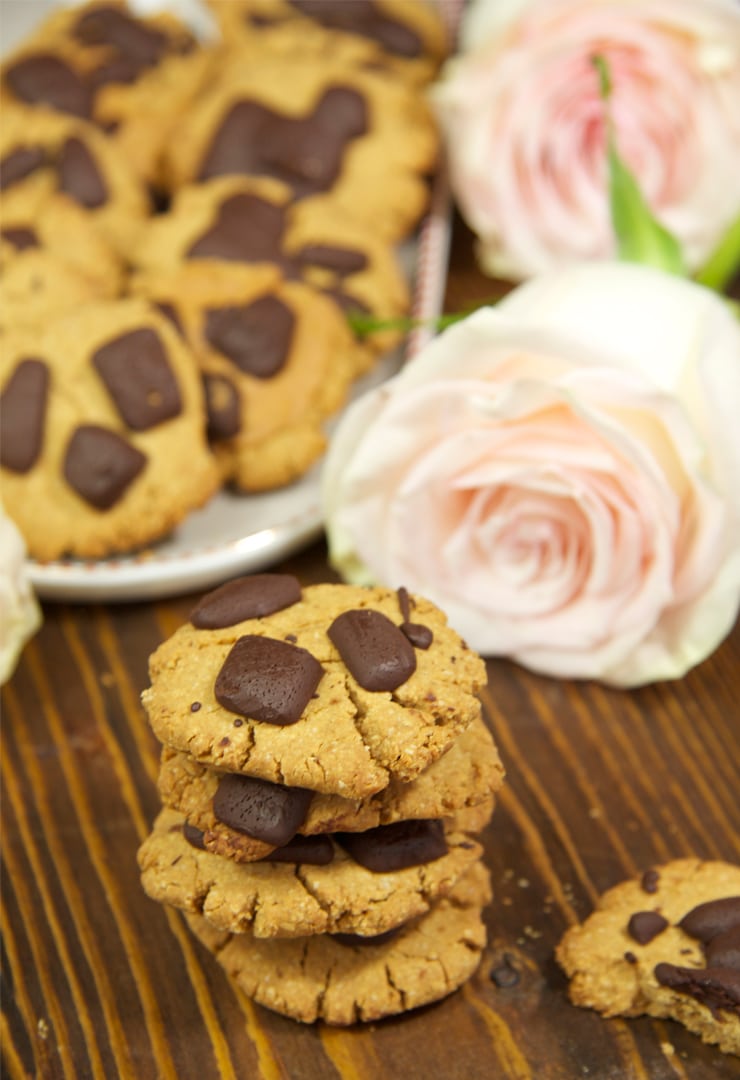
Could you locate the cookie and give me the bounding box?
[556,859,740,1056]
[130,175,410,369]
[130,261,358,491]
[0,105,150,256]
[1,195,124,330]
[0,0,215,184]
[157,715,504,863]
[0,298,220,562]
[209,0,449,88]
[138,805,483,939]
[184,858,491,1025]
[161,51,438,241]
[141,576,487,798]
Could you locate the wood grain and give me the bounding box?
[2,220,740,1080]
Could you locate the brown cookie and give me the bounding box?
[184,859,491,1025]
[556,859,740,1056]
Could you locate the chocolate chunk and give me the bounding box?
[328,608,416,691]
[58,137,108,209]
[293,244,368,276]
[0,226,39,250]
[198,88,367,199]
[332,926,402,948]
[0,146,46,190]
[335,819,447,872]
[624,951,638,965]
[213,773,312,845]
[191,574,302,628]
[89,55,147,89]
[401,622,433,649]
[92,328,182,430]
[203,373,241,441]
[73,6,168,66]
[0,359,49,473]
[63,424,146,509]
[187,193,288,265]
[4,53,92,118]
[640,869,660,894]
[627,911,669,945]
[705,926,740,970]
[289,1,422,58]
[204,296,295,378]
[183,823,206,849]
[679,897,740,944]
[264,833,334,866]
[654,963,740,1017]
[490,954,520,988]
[214,634,323,724]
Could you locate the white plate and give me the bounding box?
[8,0,454,602]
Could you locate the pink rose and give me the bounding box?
[322,263,740,686]
[432,0,740,280]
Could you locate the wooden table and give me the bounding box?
[3,218,739,1080]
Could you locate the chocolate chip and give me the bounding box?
[624,951,638,965]
[0,146,46,190]
[204,296,295,378]
[289,0,422,59]
[332,925,402,948]
[654,962,740,1017]
[335,819,447,873]
[0,358,49,473]
[328,608,416,692]
[264,833,334,865]
[490,953,520,988]
[198,88,367,199]
[58,137,109,209]
[190,702,201,712]
[213,773,312,846]
[627,911,669,945]
[202,373,241,441]
[190,574,302,628]
[183,822,206,849]
[187,193,288,265]
[73,6,168,66]
[214,634,323,724]
[4,53,92,118]
[292,244,368,276]
[63,424,146,509]
[679,897,740,944]
[92,327,182,430]
[0,226,39,250]
[705,926,740,970]
[640,869,660,894]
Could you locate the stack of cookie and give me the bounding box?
[0,0,447,563]
[137,574,505,1024]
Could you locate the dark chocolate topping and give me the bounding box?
[92,328,182,430]
[63,424,146,509]
[0,146,46,190]
[654,963,740,1018]
[204,296,295,378]
[190,574,301,628]
[73,6,168,66]
[627,911,669,946]
[88,55,148,89]
[401,622,433,649]
[705,926,740,970]
[335,819,447,873]
[4,53,92,118]
[213,773,312,846]
[214,634,323,725]
[202,373,241,441]
[328,608,416,691]
[264,833,334,865]
[188,193,288,265]
[183,822,206,849]
[640,868,660,894]
[198,88,368,199]
[332,925,403,948]
[289,1,422,59]
[679,897,740,944]
[0,358,49,473]
[58,136,108,209]
[0,226,39,250]
[293,244,368,276]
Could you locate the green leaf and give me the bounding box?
[346,301,498,338]
[695,212,740,293]
[591,54,687,278]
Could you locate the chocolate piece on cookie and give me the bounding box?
[142,580,487,798]
[556,859,740,1056]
